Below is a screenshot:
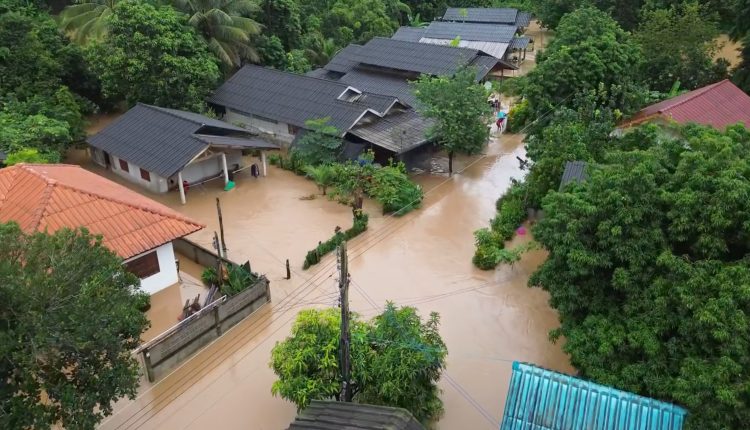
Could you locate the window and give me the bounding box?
[140,168,151,182]
[288,124,300,135]
[124,251,160,279]
[118,159,129,172]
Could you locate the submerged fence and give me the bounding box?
[136,239,269,382]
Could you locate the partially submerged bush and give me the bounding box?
[368,161,423,215]
[473,181,530,270]
[304,214,369,269]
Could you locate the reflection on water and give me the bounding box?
[89,127,571,430]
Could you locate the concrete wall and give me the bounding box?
[141,276,271,382]
[175,150,242,185]
[225,108,296,145]
[108,153,169,193]
[124,242,179,295]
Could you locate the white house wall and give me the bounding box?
[126,242,179,295]
[225,108,295,145]
[110,154,169,193]
[176,150,243,185]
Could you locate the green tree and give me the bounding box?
[257,34,287,69]
[534,0,587,29]
[4,148,50,165]
[284,48,312,73]
[0,112,71,162]
[270,304,447,423]
[170,0,261,68]
[292,118,343,166]
[531,123,750,430]
[414,67,490,175]
[59,0,118,44]
[0,223,150,430]
[259,0,302,49]
[635,2,726,92]
[85,0,221,111]
[734,37,750,93]
[305,164,339,195]
[524,8,646,118]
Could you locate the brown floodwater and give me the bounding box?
[89,125,572,430]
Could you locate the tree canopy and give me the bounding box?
[524,8,646,118]
[270,303,447,423]
[635,2,726,92]
[414,67,490,174]
[532,123,750,430]
[85,0,220,111]
[0,223,150,430]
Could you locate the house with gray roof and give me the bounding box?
[442,7,532,29]
[559,161,588,191]
[312,37,504,109]
[208,65,433,160]
[88,103,279,203]
[392,21,528,63]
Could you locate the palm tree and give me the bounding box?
[171,0,262,68]
[59,0,118,44]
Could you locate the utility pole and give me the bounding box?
[337,242,352,402]
[216,198,227,256]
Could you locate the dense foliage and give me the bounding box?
[0,6,97,162]
[635,2,726,92]
[414,67,490,175]
[0,223,150,429]
[524,8,646,120]
[532,123,750,429]
[270,304,447,423]
[291,118,343,166]
[85,0,221,111]
[472,181,529,269]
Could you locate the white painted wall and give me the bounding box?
[225,108,296,144]
[125,242,179,295]
[170,150,242,185]
[109,154,169,193]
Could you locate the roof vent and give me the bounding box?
[338,86,363,102]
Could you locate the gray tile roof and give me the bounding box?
[515,11,532,27]
[443,7,518,24]
[208,65,400,135]
[559,161,588,190]
[509,36,530,51]
[305,68,342,80]
[349,109,434,154]
[342,37,494,77]
[87,103,270,178]
[288,400,424,430]
[325,44,364,74]
[423,21,517,43]
[339,68,418,107]
[194,134,279,150]
[392,26,426,42]
[469,54,503,76]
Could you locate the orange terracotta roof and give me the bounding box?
[0,164,204,259]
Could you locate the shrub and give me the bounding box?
[507,99,532,133]
[368,162,423,216]
[268,153,281,166]
[222,264,257,296]
[491,196,526,239]
[201,266,218,286]
[303,214,368,269]
[473,181,530,270]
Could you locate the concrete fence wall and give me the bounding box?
[140,276,270,382]
[137,238,267,382]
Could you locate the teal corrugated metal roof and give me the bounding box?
[501,362,687,430]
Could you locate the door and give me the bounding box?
[103,151,111,168]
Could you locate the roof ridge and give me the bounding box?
[17,165,56,231]
[18,165,203,229]
[370,36,480,54]
[138,103,207,130]
[660,79,728,113]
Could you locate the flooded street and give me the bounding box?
[91,129,572,430]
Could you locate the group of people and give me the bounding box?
[488,96,508,132]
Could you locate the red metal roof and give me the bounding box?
[0,164,204,259]
[622,80,750,130]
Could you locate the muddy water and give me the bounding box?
[92,129,571,430]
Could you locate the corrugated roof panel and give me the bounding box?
[423,21,517,43]
[501,362,687,430]
[559,161,588,190]
[325,44,363,74]
[339,68,418,107]
[348,110,434,153]
[623,80,750,130]
[392,26,427,42]
[443,7,518,24]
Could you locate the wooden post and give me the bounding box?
[143,349,155,383]
[261,151,267,177]
[221,152,229,185]
[216,198,227,255]
[214,305,222,337]
[177,171,186,204]
[285,259,291,280]
[338,243,352,402]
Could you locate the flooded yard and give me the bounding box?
[85,127,572,430]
